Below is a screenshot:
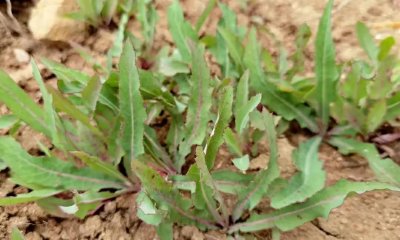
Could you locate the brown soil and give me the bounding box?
[1,0,400,239]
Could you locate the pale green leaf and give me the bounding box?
[366,100,386,133]
[178,44,212,170]
[230,180,399,233]
[0,137,125,190]
[82,76,103,113]
[137,191,164,225]
[329,137,400,186]
[232,155,250,172]
[119,41,147,161]
[0,114,18,129]
[71,151,130,184]
[132,160,215,228]
[47,86,104,139]
[0,70,50,136]
[205,86,233,169]
[232,110,279,221]
[356,22,378,61]
[244,28,318,133]
[167,1,196,62]
[11,227,25,240]
[157,222,173,240]
[271,137,325,208]
[224,128,242,157]
[315,0,338,131]
[236,94,261,134]
[0,189,61,206]
[195,146,229,227]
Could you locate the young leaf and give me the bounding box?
[178,43,212,170]
[132,160,216,228]
[229,180,399,233]
[329,137,400,186]
[167,1,196,62]
[0,70,51,136]
[223,128,242,157]
[205,86,233,169]
[232,110,279,221]
[244,29,318,133]
[232,155,250,172]
[234,69,261,134]
[270,137,325,208]
[195,146,229,227]
[47,86,104,139]
[0,189,61,206]
[194,0,217,32]
[0,137,125,190]
[366,100,386,133]
[212,170,254,195]
[218,27,244,68]
[137,191,164,225]
[315,0,338,132]
[11,228,25,240]
[119,41,147,161]
[356,22,378,61]
[71,151,130,184]
[82,76,103,113]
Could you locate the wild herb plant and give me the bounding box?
[0,0,399,239]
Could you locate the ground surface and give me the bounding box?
[0,0,400,239]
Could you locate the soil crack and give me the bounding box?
[312,220,342,239]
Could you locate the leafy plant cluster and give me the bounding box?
[1,0,400,239]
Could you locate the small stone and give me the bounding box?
[28,0,86,42]
[13,48,30,64]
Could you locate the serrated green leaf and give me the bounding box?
[71,151,129,184]
[205,86,233,169]
[236,94,261,134]
[366,100,386,133]
[287,24,311,80]
[137,191,164,225]
[234,69,262,134]
[0,70,51,136]
[132,160,216,229]
[356,22,378,61]
[271,137,325,208]
[315,0,338,131]
[230,180,399,233]
[232,155,250,172]
[119,41,147,162]
[218,27,244,68]
[0,189,61,206]
[195,146,229,227]
[0,137,125,190]
[82,76,103,113]
[47,86,104,139]
[167,1,196,62]
[232,110,279,221]
[178,44,212,170]
[244,28,318,133]
[212,170,254,195]
[329,137,400,186]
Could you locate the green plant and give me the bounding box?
[0,0,399,239]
